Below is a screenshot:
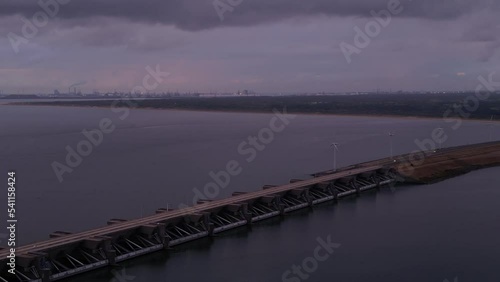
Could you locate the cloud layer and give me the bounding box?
[1,0,497,31]
[0,0,499,93]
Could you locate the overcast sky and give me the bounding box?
[1,0,499,94]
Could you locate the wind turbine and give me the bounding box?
[436,127,444,150]
[330,142,339,172]
[489,115,495,142]
[388,132,395,160]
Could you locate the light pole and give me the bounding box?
[388,132,395,160]
[330,143,339,172]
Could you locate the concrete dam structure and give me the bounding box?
[2,141,499,282]
[1,167,396,281]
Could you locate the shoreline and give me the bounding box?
[395,141,500,184]
[7,101,500,124]
[313,141,500,183]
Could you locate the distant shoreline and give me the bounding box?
[8,93,500,122]
[9,101,500,124]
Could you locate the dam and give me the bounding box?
[1,141,499,282]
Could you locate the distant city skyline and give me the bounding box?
[0,0,499,93]
[0,89,491,98]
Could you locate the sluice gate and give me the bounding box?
[0,166,398,282]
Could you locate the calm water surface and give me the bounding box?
[0,104,498,282]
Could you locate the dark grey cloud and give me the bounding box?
[477,41,500,62]
[1,0,499,93]
[0,0,497,31]
[458,12,500,61]
[74,24,189,51]
[461,16,499,42]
